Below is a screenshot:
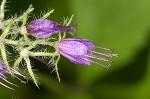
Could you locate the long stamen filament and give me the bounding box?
[91,51,118,57]
[96,46,114,52]
[87,59,110,69]
[0,81,14,90]
[2,78,19,87]
[13,75,28,84]
[85,54,113,63]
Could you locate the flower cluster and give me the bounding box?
[0,0,117,89]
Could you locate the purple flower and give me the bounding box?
[57,38,117,68]
[27,19,76,38]
[0,59,28,90]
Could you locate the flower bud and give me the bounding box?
[27,19,76,38]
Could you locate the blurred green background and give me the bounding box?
[1,0,150,99]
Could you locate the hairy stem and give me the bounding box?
[14,56,23,70]
[24,57,39,88]
[0,0,6,20]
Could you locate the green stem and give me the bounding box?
[24,57,39,88]
[0,0,6,20]
[5,5,34,23]
[13,56,23,70]
[66,15,74,26]
[22,12,28,26]
[30,51,57,57]
[20,5,34,43]
[5,39,19,45]
[62,32,66,39]
[23,34,29,43]
[1,19,13,38]
[58,33,62,42]
[41,9,54,19]
[26,39,47,50]
[5,39,55,49]
[62,15,74,39]
[54,54,61,82]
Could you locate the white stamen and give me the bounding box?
[91,51,118,58]
[85,54,112,62]
[11,68,26,78]
[0,81,15,90]
[2,78,19,87]
[89,59,110,69]
[13,75,27,84]
[96,46,114,52]
[11,68,29,84]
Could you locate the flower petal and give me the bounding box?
[59,51,91,65]
[58,41,88,55]
[61,38,96,51]
[0,60,8,73]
